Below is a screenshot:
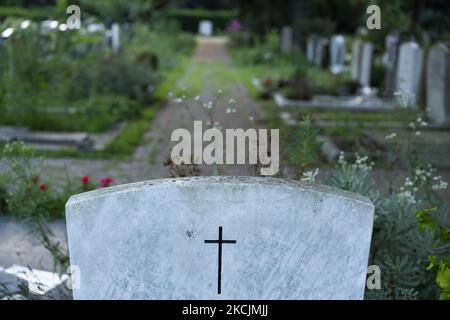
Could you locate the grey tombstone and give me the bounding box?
[66,177,375,300]
[383,32,400,97]
[281,26,293,53]
[306,34,317,63]
[351,39,363,81]
[329,35,346,74]
[314,37,328,68]
[396,41,423,106]
[427,42,450,126]
[199,20,213,37]
[359,42,374,88]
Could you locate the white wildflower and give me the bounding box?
[385,133,397,140]
[300,168,319,183]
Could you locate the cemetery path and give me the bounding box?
[0,37,267,271]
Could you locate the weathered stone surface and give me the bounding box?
[66,176,374,300]
[427,42,450,126]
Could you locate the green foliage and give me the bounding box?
[0,141,69,272]
[230,29,287,66]
[77,0,168,23]
[284,115,323,172]
[0,19,193,133]
[435,262,450,299]
[325,153,449,299]
[0,6,55,19]
[105,108,156,155]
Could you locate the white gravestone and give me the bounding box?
[66,177,374,300]
[359,42,374,88]
[427,42,450,126]
[351,39,363,81]
[396,41,423,106]
[111,23,120,52]
[281,26,293,53]
[199,20,213,37]
[330,35,346,74]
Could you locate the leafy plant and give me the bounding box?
[284,115,323,174]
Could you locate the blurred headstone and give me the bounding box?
[111,23,120,52]
[280,26,293,53]
[306,34,317,63]
[314,37,328,68]
[199,20,213,37]
[359,42,374,89]
[427,42,450,126]
[329,35,345,74]
[351,39,363,81]
[396,41,423,106]
[383,31,400,97]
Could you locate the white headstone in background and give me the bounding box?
[359,42,374,88]
[66,177,374,300]
[396,41,423,106]
[427,42,450,126]
[351,39,363,81]
[281,26,293,53]
[199,20,213,37]
[111,23,120,52]
[329,35,346,74]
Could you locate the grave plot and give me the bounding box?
[66,177,374,299]
[0,20,194,156]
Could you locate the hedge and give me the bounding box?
[0,6,56,19]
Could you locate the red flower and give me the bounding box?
[99,177,114,188]
[80,175,90,185]
[39,184,48,192]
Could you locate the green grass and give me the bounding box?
[175,59,245,96]
[104,108,156,156]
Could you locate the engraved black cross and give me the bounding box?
[204,226,236,294]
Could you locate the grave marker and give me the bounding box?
[383,32,400,97]
[427,42,450,126]
[199,20,213,37]
[396,41,423,106]
[330,35,345,74]
[281,26,293,53]
[351,39,363,81]
[314,37,327,68]
[66,177,374,299]
[306,35,317,63]
[359,42,374,88]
